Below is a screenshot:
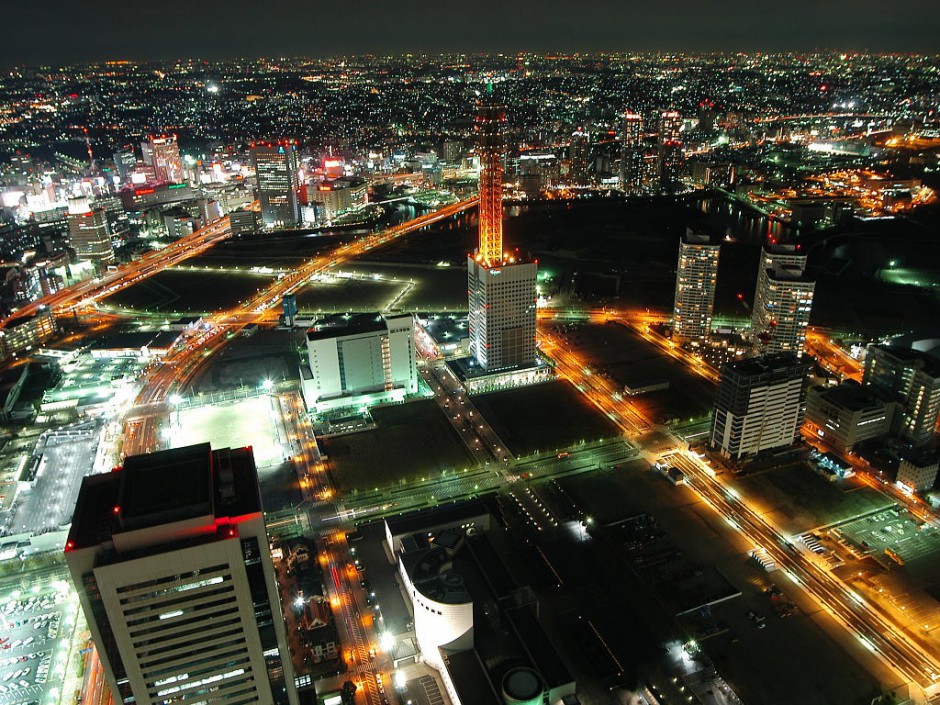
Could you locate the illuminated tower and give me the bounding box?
[468,86,537,371]
[673,229,720,344]
[476,85,505,265]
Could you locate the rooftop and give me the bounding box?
[305,312,387,342]
[67,443,262,551]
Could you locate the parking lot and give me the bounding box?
[834,507,940,564]
[2,424,100,540]
[0,579,76,705]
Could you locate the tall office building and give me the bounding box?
[568,129,590,186]
[66,443,299,705]
[863,344,940,446]
[672,229,720,345]
[751,245,815,357]
[658,110,683,193]
[67,196,115,265]
[146,136,184,184]
[468,86,538,371]
[710,353,810,460]
[620,112,644,193]
[251,143,300,229]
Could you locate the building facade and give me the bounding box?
[805,381,894,452]
[710,353,810,460]
[313,177,368,221]
[302,313,418,411]
[672,229,720,345]
[251,143,300,229]
[863,344,940,446]
[751,245,815,357]
[67,197,115,264]
[620,112,644,193]
[65,444,299,705]
[148,136,184,184]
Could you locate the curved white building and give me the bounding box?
[400,544,474,670]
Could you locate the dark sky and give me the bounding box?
[5,0,940,65]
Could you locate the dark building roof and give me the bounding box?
[305,313,387,342]
[810,380,888,412]
[67,443,262,551]
[385,498,489,539]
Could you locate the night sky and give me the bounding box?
[5,0,940,65]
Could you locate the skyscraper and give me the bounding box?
[468,86,537,371]
[710,353,810,460]
[568,129,590,186]
[251,143,300,229]
[672,229,720,345]
[620,112,644,194]
[67,196,115,265]
[66,443,299,705]
[658,110,683,192]
[148,135,185,183]
[751,245,815,357]
[863,344,940,447]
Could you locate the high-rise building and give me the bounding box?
[863,344,940,446]
[710,353,810,460]
[113,146,138,183]
[301,313,418,411]
[620,112,644,193]
[67,197,115,265]
[672,229,720,345]
[751,245,814,357]
[251,143,300,229]
[468,86,538,372]
[147,136,184,184]
[568,129,590,186]
[658,110,683,192]
[65,443,299,705]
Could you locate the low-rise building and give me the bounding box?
[805,381,895,451]
[300,313,418,413]
[897,455,939,492]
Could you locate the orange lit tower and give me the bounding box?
[468,85,538,371]
[476,83,506,265]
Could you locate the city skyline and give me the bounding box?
[5,2,940,65]
[2,36,940,705]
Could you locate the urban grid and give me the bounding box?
[0,17,940,705]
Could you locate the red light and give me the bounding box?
[65,541,74,552]
[113,506,120,514]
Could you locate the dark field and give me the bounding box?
[322,399,476,492]
[109,269,274,313]
[473,380,621,456]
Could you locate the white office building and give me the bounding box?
[711,353,810,460]
[467,257,537,372]
[751,245,815,357]
[672,229,720,344]
[66,443,299,705]
[301,313,418,412]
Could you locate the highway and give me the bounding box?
[1,207,251,327]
